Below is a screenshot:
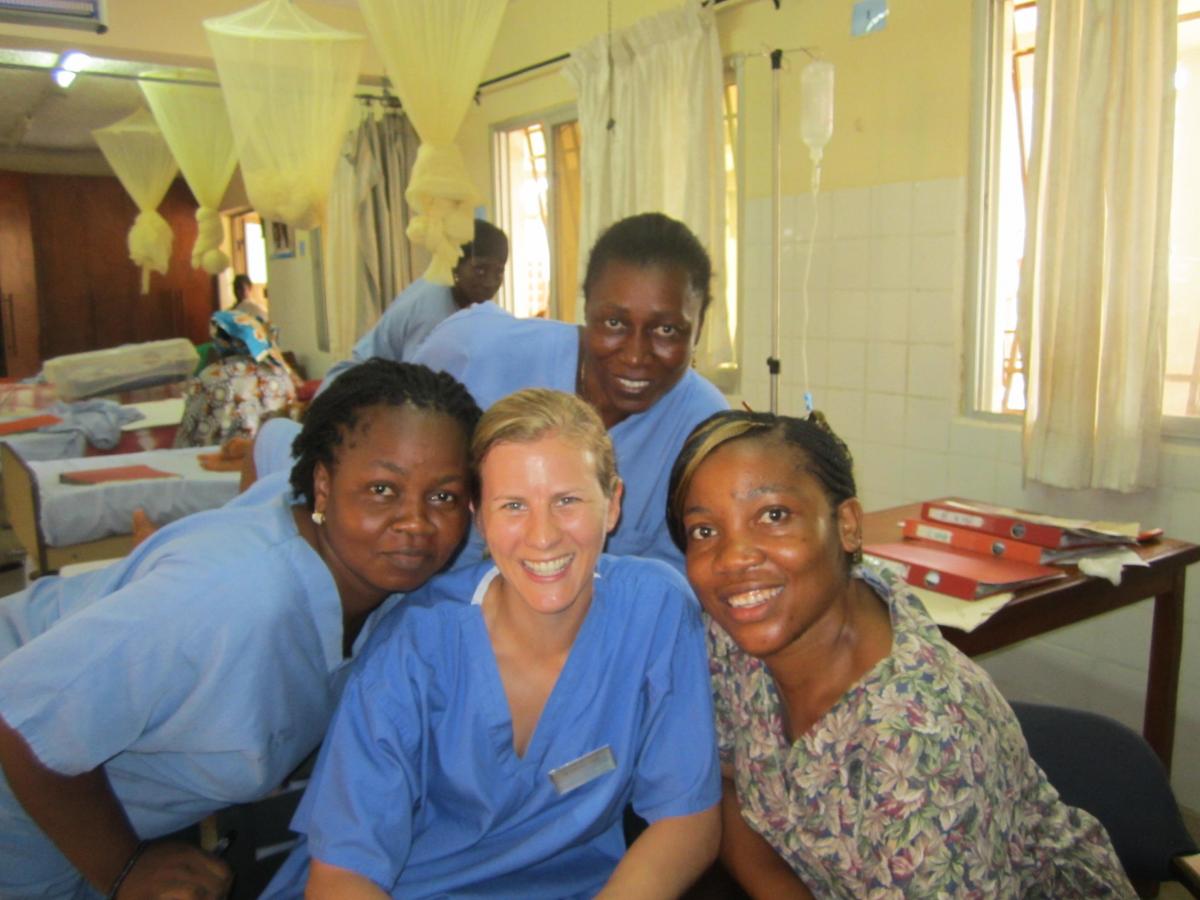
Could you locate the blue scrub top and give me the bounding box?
[0,495,400,899]
[321,278,460,390]
[263,555,720,899]
[412,302,728,572]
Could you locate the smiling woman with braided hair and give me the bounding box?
[0,359,480,899]
[668,408,1135,899]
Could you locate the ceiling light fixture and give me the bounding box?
[52,50,90,89]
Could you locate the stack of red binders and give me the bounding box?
[864,498,1141,600]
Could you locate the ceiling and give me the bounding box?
[0,48,189,174]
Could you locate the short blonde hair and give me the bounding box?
[472,388,619,499]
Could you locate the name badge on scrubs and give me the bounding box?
[548,745,616,795]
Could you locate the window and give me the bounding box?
[492,111,582,321]
[720,70,740,387]
[970,0,1200,430]
[226,209,270,313]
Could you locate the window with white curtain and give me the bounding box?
[968,0,1200,435]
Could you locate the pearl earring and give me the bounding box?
[311,511,325,526]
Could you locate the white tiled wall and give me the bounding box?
[734,177,1200,810]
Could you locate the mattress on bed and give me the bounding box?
[42,339,198,402]
[29,447,239,547]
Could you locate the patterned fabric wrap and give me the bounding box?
[708,565,1136,900]
[174,358,296,449]
[210,309,289,371]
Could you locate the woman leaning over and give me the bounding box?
[666,409,1135,899]
[0,359,480,899]
[412,211,728,572]
[264,388,720,899]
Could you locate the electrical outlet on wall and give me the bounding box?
[851,0,888,37]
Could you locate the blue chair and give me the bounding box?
[1011,701,1200,897]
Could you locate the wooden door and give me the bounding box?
[0,172,42,378]
[27,174,216,361]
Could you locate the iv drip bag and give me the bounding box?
[800,60,834,163]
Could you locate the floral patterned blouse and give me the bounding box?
[174,357,297,449]
[708,565,1136,899]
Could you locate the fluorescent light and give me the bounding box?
[61,51,90,72]
[51,49,89,89]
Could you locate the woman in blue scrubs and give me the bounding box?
[410,212,729,573]
[0,359,481,899]
[269,388,721,899]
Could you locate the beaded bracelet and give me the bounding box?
[105,840,147,900]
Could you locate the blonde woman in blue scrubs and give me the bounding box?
[266,389,720,899]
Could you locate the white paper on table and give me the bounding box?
[1075,547,1148,585]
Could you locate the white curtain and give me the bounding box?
[204,0,364,231]
[357,0,508,284]
[140,68,239,275]
[323,109,423,358]
[564,0,731,369]
[92,107,179,294]
[1018,0,1177,491]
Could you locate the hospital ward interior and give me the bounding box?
[0,0,1199,896]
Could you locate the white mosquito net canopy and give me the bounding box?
[140,68,239,275]
[204,0,364,231]
[92,107,179,294]
[357,0,508,283]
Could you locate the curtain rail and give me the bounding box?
[476,0,761,94]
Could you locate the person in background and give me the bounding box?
[412,211,728,573]
[0,360,480,899]
[174,309,299,449]
[231,272,269,324]
[666,409,1136,899]
[320,218,509,388]
[264,388,720,899]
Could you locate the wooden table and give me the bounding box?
[863,502,1200,773]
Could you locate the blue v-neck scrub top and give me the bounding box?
[266,556,720,899]
[0,494,400,899]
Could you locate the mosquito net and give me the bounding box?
[357,0,507,283]
[140,68,239,274]
[92,107,179,294]
[204,0,364,230]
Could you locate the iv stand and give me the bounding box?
[768,49,783,414]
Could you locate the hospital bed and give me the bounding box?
[0,399,186,564]
[1,443,239,577]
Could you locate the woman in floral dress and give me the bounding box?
[666,409,1135,899]
[175,309,298,448]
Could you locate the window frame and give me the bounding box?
[966,0,1200,440]
[965,0,1017,426]
[489,104,579,322]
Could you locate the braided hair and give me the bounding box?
[289,358,482,510]
[666,408,859,566]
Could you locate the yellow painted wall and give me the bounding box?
[0,0,382,70]
[460,0,974,202]
[721,0,973,195]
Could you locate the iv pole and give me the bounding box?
[765,48,833,416]
[768,48,783,414]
